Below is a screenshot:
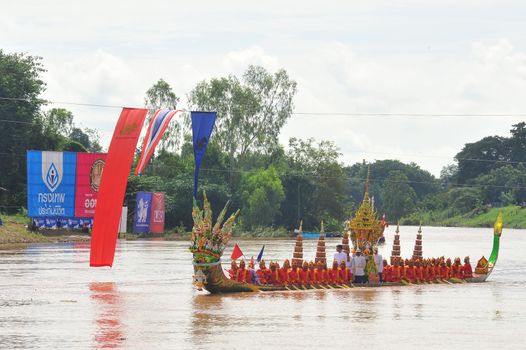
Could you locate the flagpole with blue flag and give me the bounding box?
[256,245,265,263]
[191,111,217,199]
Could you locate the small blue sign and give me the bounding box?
[67,218,80,229]
[133,192,152,233]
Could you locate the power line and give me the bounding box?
[0,119,32,125]
[293,112,526,117]
[0,149,524,189]
[343,149,525,165]
[0,96,122,109]
[2,96,526,117]
[122,160,526,191]
[2,138,526,169]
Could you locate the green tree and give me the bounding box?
[284,137,348,230]
[240,167,285,229]
[381,170,417,220]
[188,65,297,164]
[347,160,439,213]
[455,136,508,183]
[144,79,181,151]
[440,164,458,187]
[41,108,73,136]
[447,187,482,214]
[61,140,88,152]
[0,50,46,209]
[69,127,102,152]
[473,164,526,204]
[508,122,526,162]
[40,108,103,152]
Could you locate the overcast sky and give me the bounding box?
[3,1,526,176]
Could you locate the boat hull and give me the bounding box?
[194,261,493,294]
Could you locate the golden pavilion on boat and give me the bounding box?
[347,168,385,251]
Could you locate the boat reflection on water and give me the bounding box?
[347,288,380,321]
[89,282,125,349]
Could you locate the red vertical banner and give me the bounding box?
[75,153,107,217]
[149,192,165,234]
[90,108,148,267]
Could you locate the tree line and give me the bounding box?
[1,49,524,233]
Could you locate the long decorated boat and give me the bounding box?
[191,184,503,294]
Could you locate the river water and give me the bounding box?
[0,226,524,349]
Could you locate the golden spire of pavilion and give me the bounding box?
[349,165,385,250]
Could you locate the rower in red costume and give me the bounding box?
[280,260,291,285]
[434,259,442,280]
[451,257,463,279]
[338,260,351,284]
[440,259,451,280]
[405,260,416,283]
[299,262,309,286]
[324,265,332,285]
[427,259,436,281]
[330,260,340,285]
[257,260,268,285]
[267,262,280,285]
[315,262,327,285]
[400,260,408,281]
[288,264,300,285]
[463,256,473,279]
[228,260,238,280]
[420,260,429,282]
[415,260,423,283]
[236,260,250,283]
[309,262,318,285]
[391,260,402,283]
[382,260,392,282]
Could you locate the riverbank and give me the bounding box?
[3,205,523,249]
[0,216,90,249]
[0,216,290,249]
[401,205,526,229]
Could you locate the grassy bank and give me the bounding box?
[0,215,90,248]
[401,205,526,229]
[0,219,51,247]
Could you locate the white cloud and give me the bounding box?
[4,1,526,176]
[222,46,280,73]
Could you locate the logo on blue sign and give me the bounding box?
[46,163,60,192]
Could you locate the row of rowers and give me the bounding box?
[227,245,474,286]
[228,245,379,286]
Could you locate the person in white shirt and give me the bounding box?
[333,244,347,266]
[347,249,354,269]
[374,248,384,283]
[353,250,367,284]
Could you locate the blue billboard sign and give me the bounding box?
[133,191,152,233]
[27,151,77,217]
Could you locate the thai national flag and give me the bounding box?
[135,108,181,175]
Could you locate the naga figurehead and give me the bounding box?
[189,191,240,264]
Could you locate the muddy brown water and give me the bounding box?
[0,226,524,349]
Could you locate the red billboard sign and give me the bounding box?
[75,153,107,217]
[150,192,165,234]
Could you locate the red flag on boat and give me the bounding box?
[90,108,148,267]
[230,243,244,260]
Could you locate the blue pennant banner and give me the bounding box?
[191,111,217,198]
